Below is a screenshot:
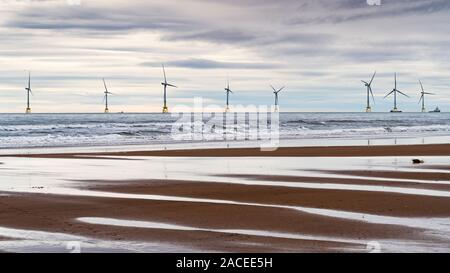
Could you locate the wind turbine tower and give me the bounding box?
[224,79,233,112]
[25,71,32,114]
[418,80,434,113]
[103,78,113,113]
[361,71,376,112]
[161,64,177,113]
[384,73,409,113]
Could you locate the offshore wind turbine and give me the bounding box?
[418,80,434,113]
[224,79,233,112]
[271,85,285,112]
[361,71,376,112]
[102,78,113,113]
[24,70,32,114]
[161,64,177,113]
[384,73,409,113]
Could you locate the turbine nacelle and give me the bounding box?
[419,80,434,96]
[271,85,285,94]
[162,82,177,88]
[384,89,409,98]
[225,79,233,94]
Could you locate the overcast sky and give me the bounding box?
[0,0,449,113]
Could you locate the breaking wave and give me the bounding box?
[0,113,449,148]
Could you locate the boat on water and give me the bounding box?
[429,107,441,113]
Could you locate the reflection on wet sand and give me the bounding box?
[1,152,450,252]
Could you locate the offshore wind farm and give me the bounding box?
[2,67,447,150]
[14,68,445,114]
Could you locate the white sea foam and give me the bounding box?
[1,113,450,148]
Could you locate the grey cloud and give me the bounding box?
[163,29,260,44]
[340,48,417,62]
[1,0,450,112]
[142,58,281,69]
[288,0,450,25]
[7,5,196,32]
[163,29,335,49]
[5,1,336,47]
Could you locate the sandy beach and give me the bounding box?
[2,0,450,262]
[6,143,450,158]
[1,143,450,252]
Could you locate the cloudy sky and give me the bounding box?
[0,0,449,113]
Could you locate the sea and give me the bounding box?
[0,112,449,150]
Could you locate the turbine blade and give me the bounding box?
[369,71,376,85]
[270,85,277,92]
[384,90,394,99]
[361,80,368,85]
[419,80,424,92]
[418,95,423,104]
[278,86,285,93]
[369,86,375,104]
[397,90,409,98]
[103,78,108,92]
[424,92,434,95]
[167,83,177,88]
[162,64,167,83]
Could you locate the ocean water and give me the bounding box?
[0,112,449,149]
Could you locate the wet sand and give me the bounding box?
[2,192,385,252]
[5,143,450,158]
[1,144,450,252]
[216,174,450,191]
[87,179,450,217]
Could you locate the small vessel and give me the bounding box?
[429,107,441,113]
